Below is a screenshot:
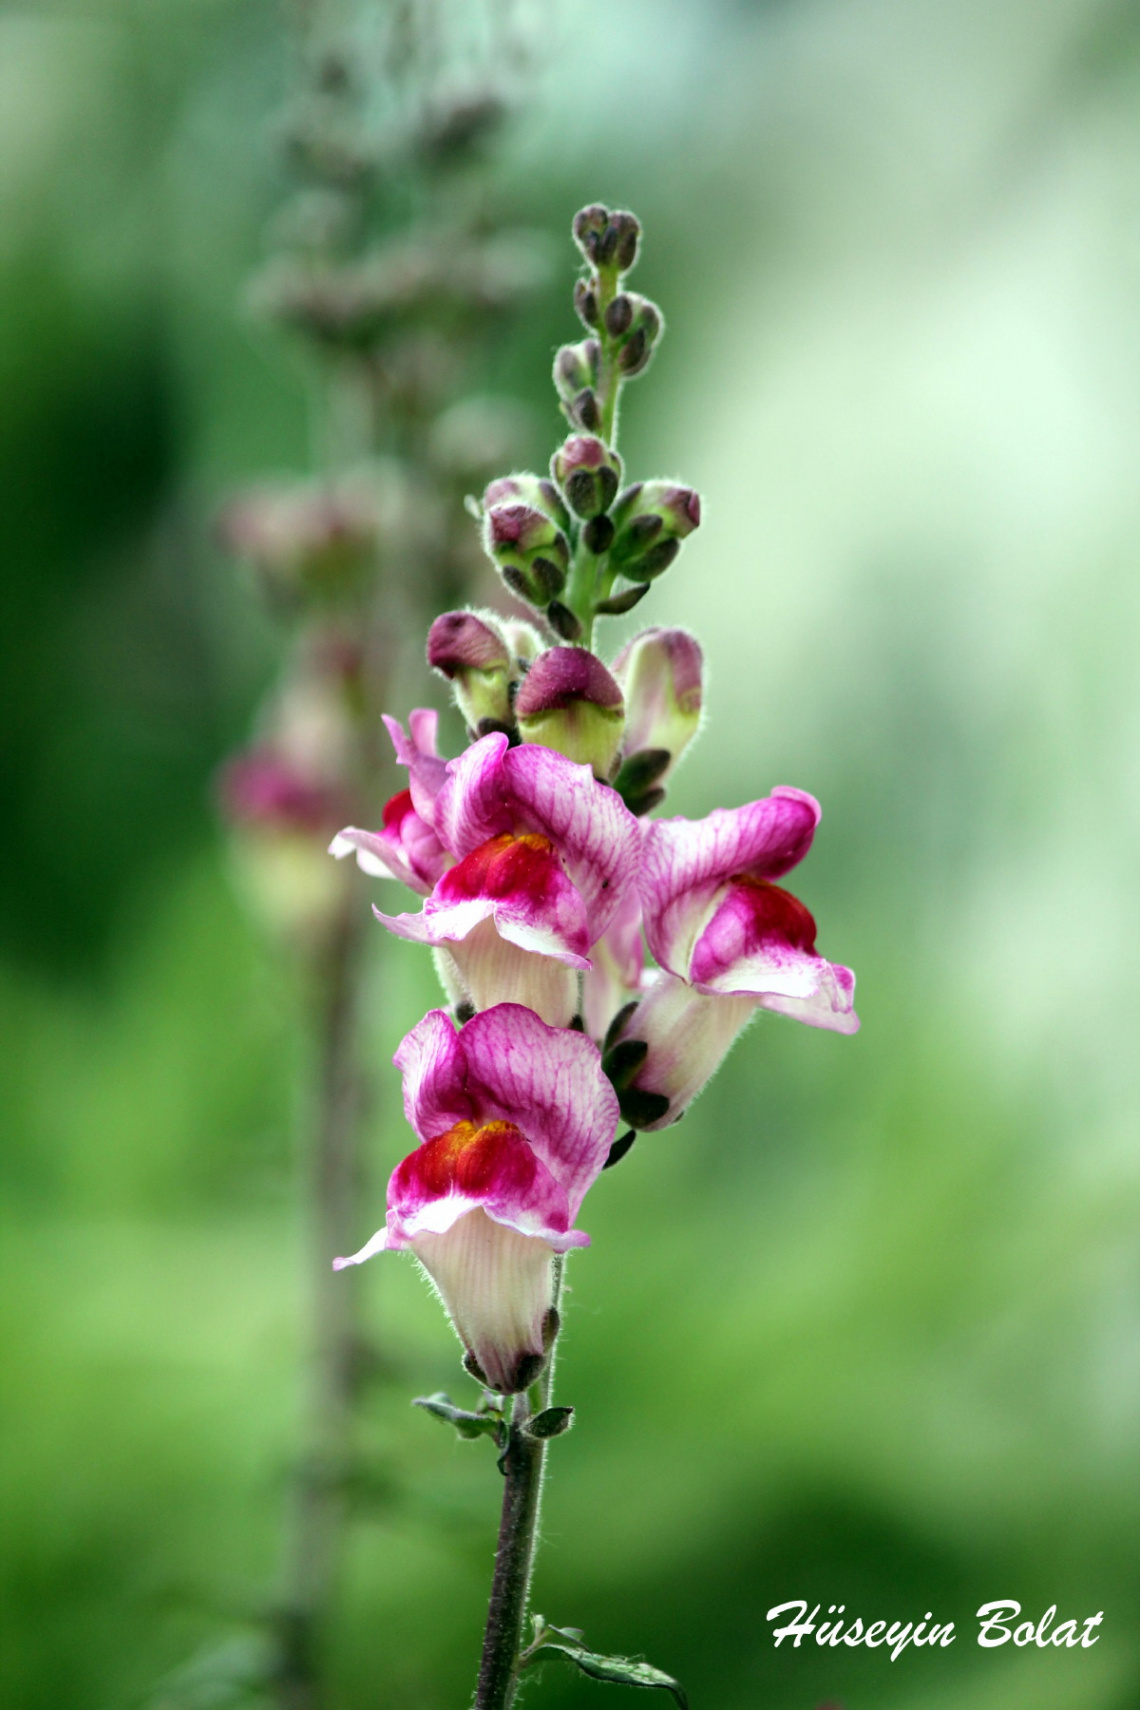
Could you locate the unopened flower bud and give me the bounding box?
[553,339,599,403]
[573,276,600,328]
[484,503,570,606]
[572,206,640,273]
[427,610,514,732]
[582,514,615,554]
[515,646,625,775]
[609,481,700,578]
[604,293,633,337]
[483,472,570,532]
[500,617,545,668]
[612,627,703,790]
[566,389,602,433]
[614,295,662,377]
[551,436,622,520]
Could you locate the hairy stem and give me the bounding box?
[473,1258,565,1710]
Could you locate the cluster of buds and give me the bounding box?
[329,209,859,1398]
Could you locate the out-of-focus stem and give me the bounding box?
[275,875,370,1710]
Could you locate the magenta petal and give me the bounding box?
[640,790,820,976]
[330,792,450,895]
[458,1004,619,1219]
[394,1009,474,1144]
[688,877,859,1032]
[383,710,450,826]
[434,732,515,856]
[388,1116,574,1243]
[501,744,641,940]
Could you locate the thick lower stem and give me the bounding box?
[473,1395,548,1710]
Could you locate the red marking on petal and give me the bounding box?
[382,788,416,831]
[437,832,563,906]
[394,1118,544,1210]
[727,876,818,953]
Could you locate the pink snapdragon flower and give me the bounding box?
[329,710,451,895]
[608,788,858,1129]
[370,730,641,1026]
[334,1004,618,1393]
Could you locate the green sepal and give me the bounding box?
[614,748,670,804]
[525,1405,574,1440]
[413,1392,505,1446]
[596,581,649,616]
[602,1038,647,1089]
[618,1085,670,1129]
[523,1617,688,1710]
[603,1000,638,1056]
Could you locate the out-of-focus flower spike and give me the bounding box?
[514,646,625,776]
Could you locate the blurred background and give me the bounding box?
[3,0,1140,1706]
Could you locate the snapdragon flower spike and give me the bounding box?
[514,646,625,777]
[334,1005,619,1393]
[610,790,858,1128]
[329,709,450,894]
[374,732,641,1026]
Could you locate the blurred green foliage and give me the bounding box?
[3,1,1140,1707]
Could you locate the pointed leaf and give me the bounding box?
[413,1392,504,1443]
[526,1640,688,1710]
[525,1405,574,1440]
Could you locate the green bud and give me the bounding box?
[613,295,662,377]
[484,503,570,607]
[516,646,625,775]
[572,205,641,273]
[483,472,571,532]
[427,609,514,732]
[551,436,623,519]
[609,481,700,577]
[553,339,599,403]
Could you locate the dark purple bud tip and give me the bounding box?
[568,389,601,433]
[604,294,633,337]
[427,611,509,678]
[573,276,600,328]
[515,646,623,718]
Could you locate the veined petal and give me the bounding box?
[615,974,758,1129]
[458,1004,619,1217]
[390,1004,618,1217]
[394,1008,473,1144]
[383,709,450,826]
[447,920,579,1026]
[501,744,641,940]
[330,789,450,895]
[434,732,515,855]
[433,735,642,944]
[641,790,820,976]
[373,832,592,980]
[582,885,645,1043]
[415,1209,562,1394]
[689,876,859,1033]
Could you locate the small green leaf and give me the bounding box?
[526,1640,688,1709]
[522,1619,687,1709]
[413,1392,504,1443]
[525,1405,574,1440]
